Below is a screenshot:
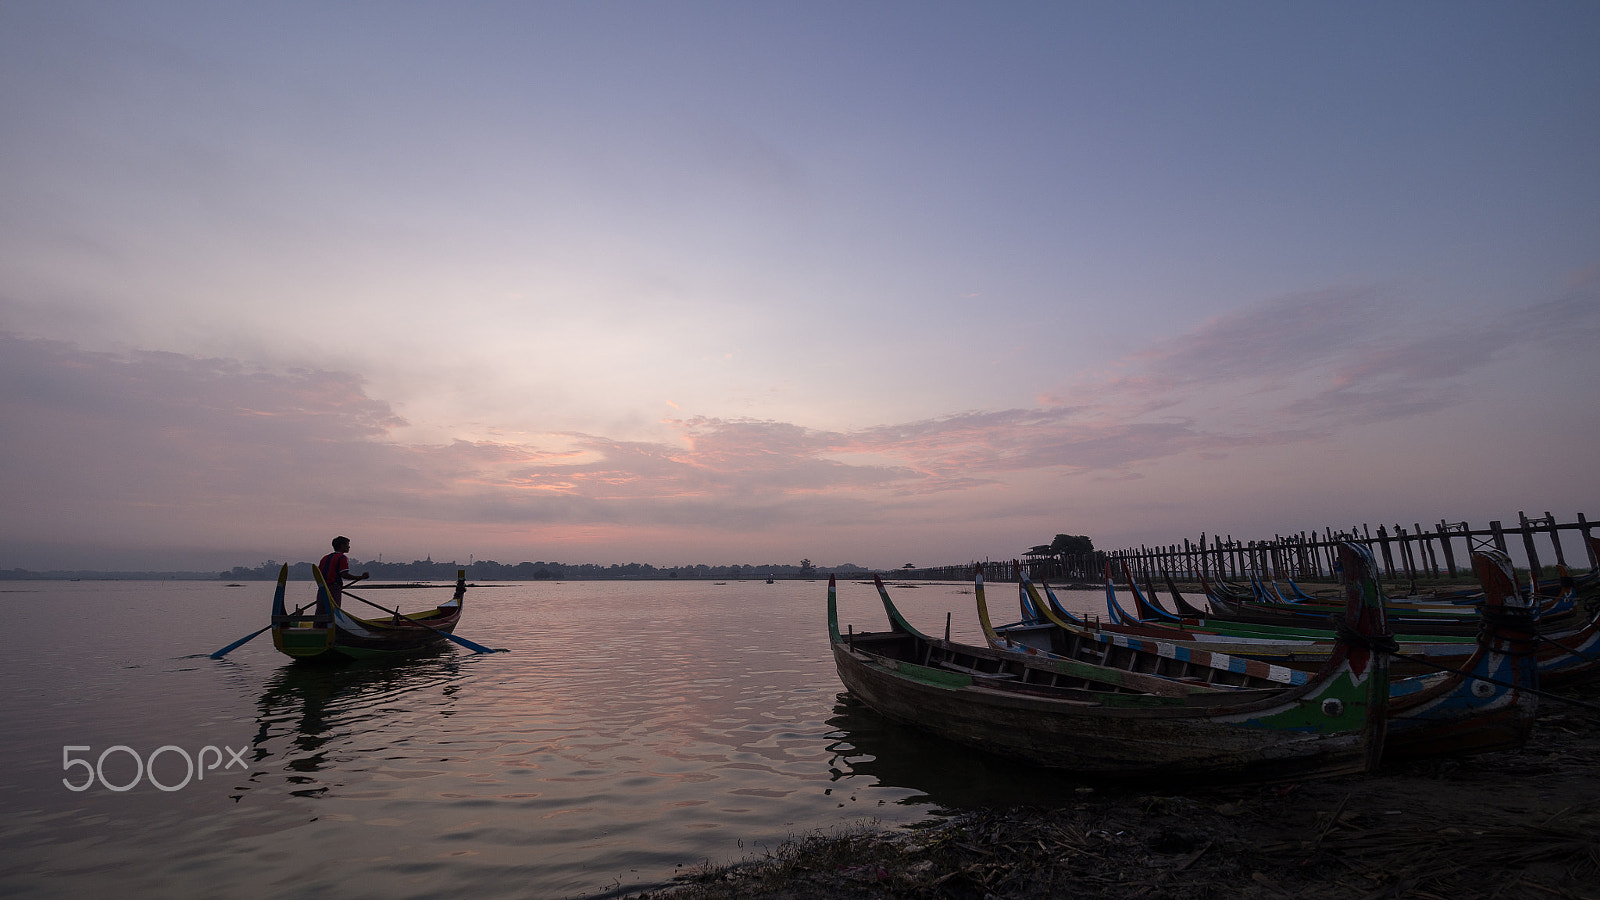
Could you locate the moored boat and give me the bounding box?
[1199,572,1578,633]
[1009,568,1477,678]
[996,550,1543,760]
[980,571,1320,689]
[1383,549,1540,758]
[828,542,1393,783]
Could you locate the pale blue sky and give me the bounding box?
[2,2,1596,569]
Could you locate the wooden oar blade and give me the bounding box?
[441,631,501,654]
[210,624,270,659]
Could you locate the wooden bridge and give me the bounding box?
[897,511,1599,586]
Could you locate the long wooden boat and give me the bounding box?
[1201,570,1578,628]
[269,563,467,661]
[1530,601,1600,687]
[1094,535,1600,687]
[1182,563,1600,686]
[1028,556,1599,688]
[1119,564,1182,624]
[995,551,1540,760]
[982,572,1325,688]
[829,542,1393,783]
[1011,568,1476,678]
[1199,577,1584,637]
[1102,562,1508,645]
[1202,581,1478,633]
[1384,549,1540,758]
[1162,570,1212,618]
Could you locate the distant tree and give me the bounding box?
[1050,534,1094,557]
[799,559,816,576]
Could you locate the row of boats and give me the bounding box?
[828,538,1600,783]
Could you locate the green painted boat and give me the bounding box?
[829,542,1393,783]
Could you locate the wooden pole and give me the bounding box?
[1436,522,1457,577]
[1545,511,1568,568]
[1376,524,1396,579]
[1416,523,1438,577]
[1519,511,1544,581]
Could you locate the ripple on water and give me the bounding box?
[1,579,1093,899]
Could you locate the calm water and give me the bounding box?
[0,578,1107,899]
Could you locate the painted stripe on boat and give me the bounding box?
[1097,632,1309,686]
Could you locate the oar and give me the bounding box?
[212,564,299,659]
[210,599,317,659]
[210,623,274,659]
[339,589,503,654]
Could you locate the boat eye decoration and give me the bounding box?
[1321,699,1344,717]
[1471,680,1495,698]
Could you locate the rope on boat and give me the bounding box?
[1531,630,1600,664]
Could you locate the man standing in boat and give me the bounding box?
[319,536,369,605]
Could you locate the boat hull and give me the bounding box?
[273,607,462,661]
[272,568,467,662]
[829,543,1393,784]
[831,634,1383,782]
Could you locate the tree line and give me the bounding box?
[218,557,867,581]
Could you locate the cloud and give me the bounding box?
[1280,279,1600,426]
[1039,287,1384,414]
[3,278,1592,566]
[0,333,408,537]
[0,330,1228,558]
[1517,276,1600,348]
[2,331,403,436]
[0,336,927,550]
[1044,281,1600,433]
[1132,286,1384,390]
[846,409,1206,480]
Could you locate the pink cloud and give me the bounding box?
[3,278,1593,567]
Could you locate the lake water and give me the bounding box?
[0,577,1109,899]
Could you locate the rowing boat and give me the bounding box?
[269,563,468,661]
[828,542,1393,782]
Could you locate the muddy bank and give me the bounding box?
[631,688,1600,900]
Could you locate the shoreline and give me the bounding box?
[630,683,1600,899]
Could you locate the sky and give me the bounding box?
[2,1,1597,572]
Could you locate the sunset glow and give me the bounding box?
[2,3,1596,570]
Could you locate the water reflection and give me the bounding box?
[12,580,1122,900]
[826,693,1105,811]
[249,651,466,796]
